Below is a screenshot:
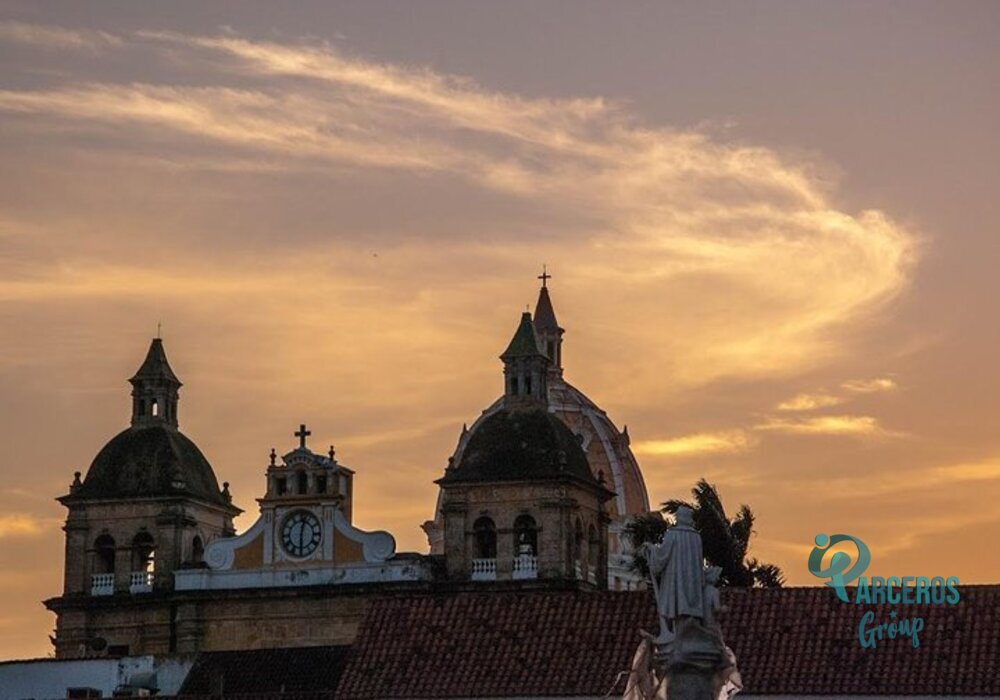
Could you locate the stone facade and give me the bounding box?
[47,584,396,657]
[440,480,609,584]
[45,286,641,660]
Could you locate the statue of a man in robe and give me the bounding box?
[645,505,705,635]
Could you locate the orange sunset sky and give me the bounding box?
[1,1,999,660]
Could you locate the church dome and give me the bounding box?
[73,424,229,506]
[438,407,593,486]
[65,338,231,508]
[426,280,651,588]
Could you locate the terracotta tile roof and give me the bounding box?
[724,585,1000,696]
[336,585,1000,698]
[179,645,350,695]
[336,590,651,699]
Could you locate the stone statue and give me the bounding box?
[625,507,741,700]
[646,506,706,635]
[702,566,722,629]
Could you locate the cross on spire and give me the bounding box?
[294,424,311,449]
[538,265,551,288]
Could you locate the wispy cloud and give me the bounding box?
[842,377,897,394]
[776,392,844,412]
[776,377,897,412]
[0,29,917,395]
[754,414,890,437]
[633,430,758,457]
[0,514,50,538]
[0,20,122,52]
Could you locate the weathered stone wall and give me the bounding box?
[440,480,608,584]
[61,498,234,596]
[50,586,377,658]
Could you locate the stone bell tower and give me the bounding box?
[47,338,241,658]
[436,311,613,587]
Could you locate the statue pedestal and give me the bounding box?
[654,617,729,700]
[666,669,716,700]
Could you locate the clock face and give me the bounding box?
[280,510,322,558]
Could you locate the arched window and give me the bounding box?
[573,518,584,565]
[132,532,156,573]
[513,514,538,556]
[151,400,159,417]
[296,471,308,495]
[94,534,116,574]
[473,517,497,559]
[191,536,204,564]
[588,523,599,576]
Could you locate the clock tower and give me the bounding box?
[256,424,356,567]
[179,424,418,590]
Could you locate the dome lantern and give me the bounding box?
[129,338,181,429]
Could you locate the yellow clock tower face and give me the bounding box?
[281,510,322,558]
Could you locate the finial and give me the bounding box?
[461,423,468,436]
[156,321,162,339]
[328,445,336,461]
[269,448,277,467]
[71,471,82,492]
[294,424,311,449]
[222,481,231,502]
[538,264,551,289]
[621,425,630,445]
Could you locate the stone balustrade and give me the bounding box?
[90,573,114,596]
[471,558,497,581]
[512,554,538,580]
[129,571,155,593]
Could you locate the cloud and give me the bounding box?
[0,29,917,396]
[0,514,49,538]
[754,414,889,437]
[776,377,897,412]
[776,392,844,412]
[0,20,122,52]
[633,430,758,457]
[842,377,897,393]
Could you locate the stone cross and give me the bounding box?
[538,265,551,288]
[294,424,311,449]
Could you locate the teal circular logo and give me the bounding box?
[808,533,871,602]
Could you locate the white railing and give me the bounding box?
[574,561,583,580]
[471,558,497,581]
[512,554,538,580]
[91,573,114,596]
[588,569,597,585]
[129,571,154,593]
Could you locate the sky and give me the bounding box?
[0,0,998,659]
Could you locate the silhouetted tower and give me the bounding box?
[130,338,181,428]
[50,338,239,658]
[533,268,564,376]
[500,312,550,408]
